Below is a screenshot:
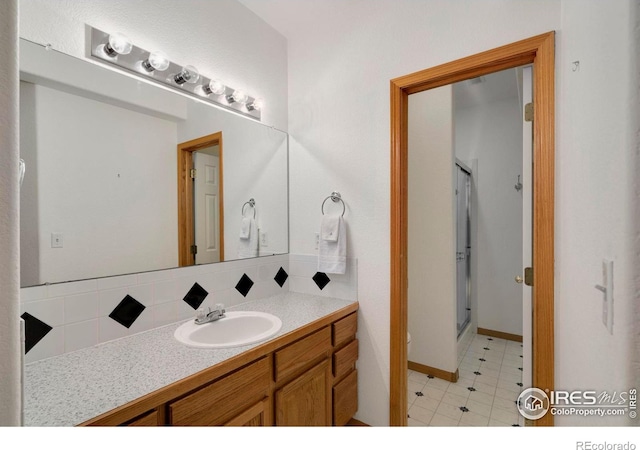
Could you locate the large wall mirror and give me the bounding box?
[19,38,289,288]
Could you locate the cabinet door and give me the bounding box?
[275,359,331,426]
[224,398,271,426]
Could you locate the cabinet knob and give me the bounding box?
[515,275,523,284]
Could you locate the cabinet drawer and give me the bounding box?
[332,312,357,347]
[124,409,159,426]
[275,327,331,382]
[333,369,358,426]
[333,339,358,380]
[169,357,270,426]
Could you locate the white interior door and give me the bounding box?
[194,150,220,264]
[521,65,533,389]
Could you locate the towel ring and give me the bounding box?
[242,198,256,219]
[321,191,345,217]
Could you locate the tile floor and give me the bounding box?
[407,331,525,427]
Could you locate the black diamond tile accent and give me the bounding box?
[21,312,53,354]
[473,371,482,376]
[415,392,424,397]
[520,355,523,358]
[274,267,289,287]
[487,338,493,341]
[460,406,469,412]
[427,374,435,379]
[512,424,520,427]
[516,382,524,387]
[183,282,208,310]
[483,347,490,350]
[109,295,145,329]
[235,273,254,297]
[467,387,476,392]
[479,358,486,362]
[312,272,331,290]
[518,367,523,371]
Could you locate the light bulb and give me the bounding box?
[104,32,132,56]
[174,65,200,85]
[227,89,248,104]
[247,97,264,112]
[142,51,170,72]
[204,79,226,96]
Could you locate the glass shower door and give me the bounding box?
[456,164,471,336]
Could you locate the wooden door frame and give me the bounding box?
[390,32,555,426]
[178,132,224,266]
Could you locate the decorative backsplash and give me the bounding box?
[20,254,357,363]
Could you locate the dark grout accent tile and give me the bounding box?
[109,295,145,329]
[183,282,208,310]
[235,273,254,297]
[460,406,469,412]
[312,272,331,290]
[415,392,424,397]
[274,267,288,287]
[21,312,52,354]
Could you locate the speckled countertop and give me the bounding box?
[24,292,356,427]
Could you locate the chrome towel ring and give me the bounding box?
[321,191,345,217]
[242,198,256,218]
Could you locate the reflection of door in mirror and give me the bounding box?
[193,146,220,265]
[177,132,224,266]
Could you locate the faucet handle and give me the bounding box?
[196,308,207,321]
[215,303,225,313]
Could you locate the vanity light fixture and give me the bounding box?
[247,98,264,112]
[89,27,262,120]
[141,50,170,72]
[103,32,133,57]
[203,79,226,96]
[174,65,200,85]
[227,89,248,104]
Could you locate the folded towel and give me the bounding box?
[318,216,347,274]
[238,218,258,258]
[239,217,251,239]
[320,215,339,242]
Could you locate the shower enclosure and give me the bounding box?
[455,162,471,336]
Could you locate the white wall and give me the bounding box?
[285,0,561,426]
[0,0,21,427]
[407,86,458,374]
[455,96,523,337]
[554,0,638,426]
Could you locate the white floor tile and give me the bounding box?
[408,404,435,425]
[435,402,464,421]
[465,399,493,418]
[459,411,490,426]
[429,414,459,427]
[413,395,441,412]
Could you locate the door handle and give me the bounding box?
[515,275,523,284]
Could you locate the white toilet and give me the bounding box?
[407,332,412,356]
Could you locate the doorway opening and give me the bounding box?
[178,132,224,266]
[390,32,555,427]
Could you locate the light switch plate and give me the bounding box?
[51,233,64,248]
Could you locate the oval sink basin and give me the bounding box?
[174,311,282,349]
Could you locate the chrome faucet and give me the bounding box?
[194,304,226,325]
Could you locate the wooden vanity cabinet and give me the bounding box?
[81,306,358,427]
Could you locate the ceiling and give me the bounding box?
[453,67,522,111]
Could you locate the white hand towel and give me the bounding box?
[238,218,258,258]
[318,216,347,274]
[320,215,339,242]
[239,217,251,239]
